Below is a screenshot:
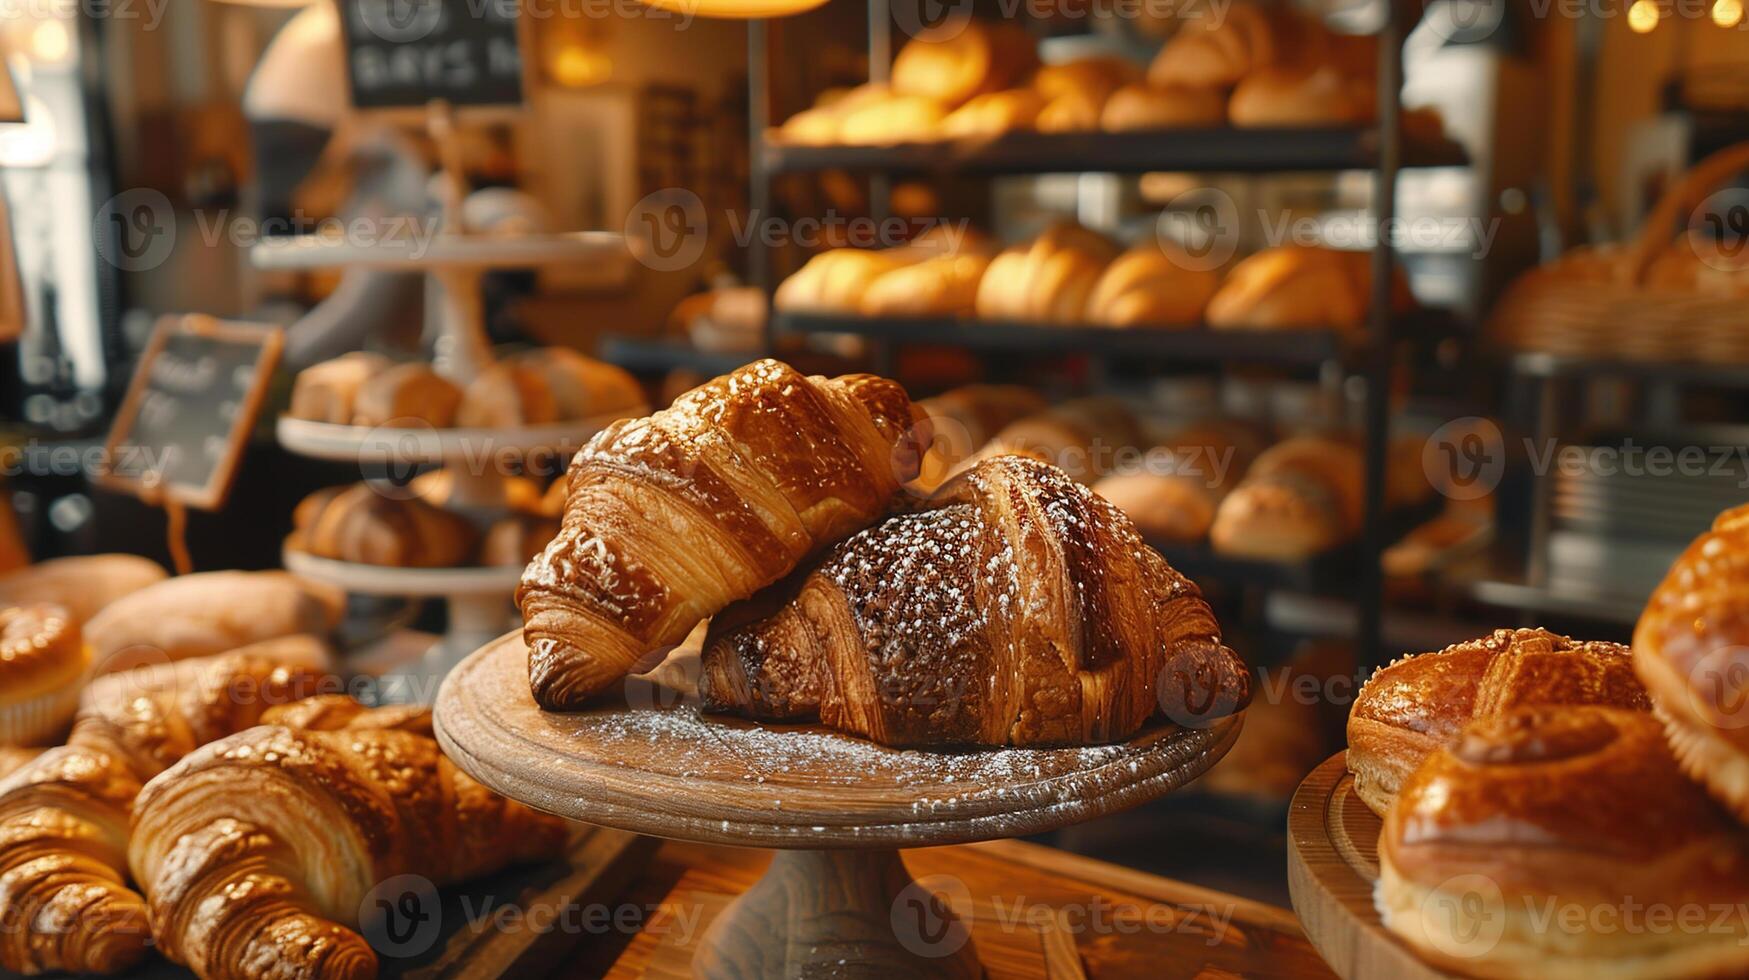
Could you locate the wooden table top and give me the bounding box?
[563,837,1335,979]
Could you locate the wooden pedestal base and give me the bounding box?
[693,849,981,980]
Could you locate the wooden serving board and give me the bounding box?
[1286,752,1456,980]
[121,824,653,980]
[434,631,1245,849]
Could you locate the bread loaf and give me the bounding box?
[85,572,344,675]
[351,362,463,428]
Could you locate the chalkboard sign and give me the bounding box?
[100,316,283,511]
[340,0,525,112]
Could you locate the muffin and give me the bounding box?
[0,603,88,745]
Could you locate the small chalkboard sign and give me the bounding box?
[100,316,283,511]
[339,0,526,113]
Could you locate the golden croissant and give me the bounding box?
[128,703,569,980]
[0,651,328,976]
[519,359,926,709]
[700,455,1251,747]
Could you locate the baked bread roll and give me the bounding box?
[1092,468,1220,543]
[85,571,344,675]
[1033,55,1140,105]
[890,20,1037,109]
[700,456,1249,746]
[519,360,925,708]
[1099,83,1227,131]
[974,223,1119,323]
[292,484,481,568]
[1229,66,1368,127]
[1206,245,1410,332]
[974,396,1143,484]
[128,707,568,980]
[1086,243,1222,326]
[0,554,166,625]
[1633,503,1749,821]
[775,248,914,314]
[1147,2,1279,89]
[457,349,645,428]
[483,513,561,567]
[914,384,1049,491]
[0,652,327,976]
[1347,628,1648,817]
[0,604,86,746]
[940,88,1045,138]
[860,252,992,317]
[1208,435,1363,558]
[1378,706,1749,979]
[411,469,546,516]
[837,93,948,145]
[288,352,391,424]
[351,362,464,429]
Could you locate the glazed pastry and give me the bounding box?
[292,484,480,568]
[1086,243,1222,326]
[0,652,326,976]
[1208,435,1363,559]
[700,455,1249,746]
[520,360,925,708]
[1099,83,1227,131]
[351,362,464,429]
[128,707,568,980]
[1633,503,1749,820]
[1378,706,1749,979]
[287,352,391,424]
[84,571,344,675]
[0,554,166,625]
[1347,628,1647,816]
[0,604,86,746]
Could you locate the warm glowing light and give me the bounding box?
[638,0,829,17]
[1714,0,1744,27]
[1628,0,1661,32]
[29,21,69,64]
[550,45,611,88]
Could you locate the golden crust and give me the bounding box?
[0,604,84,701]
[1347,628,1648,816]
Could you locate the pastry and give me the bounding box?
[85,571,344,675]
[1086,243,1222,326]
[914,384,1049,491]
[890,20,1037,109]
[128,706,568,980]
[1208,435,1363,558]
[1147,3,1280,89]
[0,746,37,780]
[1633,503,1749,820]
[1378,706,1749,979]
[700,456,1250,746]
[483,513,561,567]
[1229,66,1368,126]
[0,604,86,746]
[292,484,481,568]
[0,652,327,976]
[974,223,1119,323]
[457,349,645,428]
[0,554,166,625]
[1099,83,1227,131]
[1347,628,1648,816]
[519,360,925,708]
[860,252,992,317]
[775,248,914,314]
[350,362,464,429]
[411,469,546,516]
[79,635,335,713]
[836,93,948,145]
[1206,245,1411,332]
[974,396,1142,485]
[939,88,1045,138]
[1033,55,1140,105]
[287,352,391,424]
[1093,464,1222,543]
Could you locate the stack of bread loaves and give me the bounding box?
[1340,504,1749,978]
[288,348,644,429]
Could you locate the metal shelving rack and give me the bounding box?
[743,0,1456,671]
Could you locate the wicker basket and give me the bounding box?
[1490,143,1749,363]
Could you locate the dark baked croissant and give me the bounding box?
[0,651,327,976]
[520,359,926,709]
[128,705,569,980]
[700,455,1250,747]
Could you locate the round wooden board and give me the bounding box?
[434,630,1244,850]
[1287,752,1456,980]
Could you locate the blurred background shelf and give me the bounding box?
[763,128,1470,177]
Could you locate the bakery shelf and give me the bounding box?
[598,335,765,376]
[763,127,1469,177]
[1504,350,1749,389]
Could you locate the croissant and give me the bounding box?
[0,651,327,976]
[520,360,926,709]
[700,455,1250,747]
[128,707,570,980]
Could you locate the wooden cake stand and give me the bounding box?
[434,631,1245,979]
[1287,752,1453,980]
